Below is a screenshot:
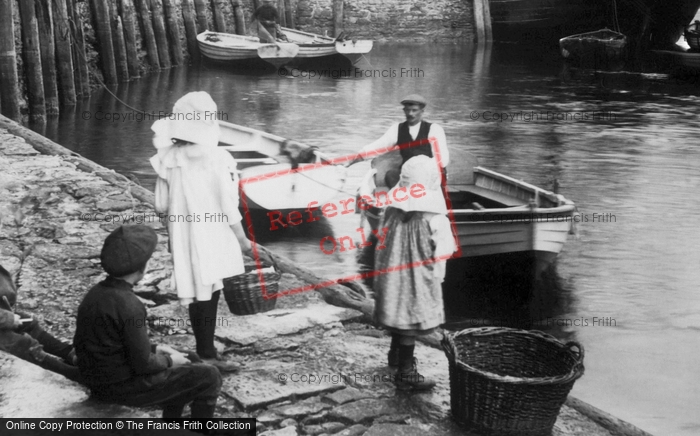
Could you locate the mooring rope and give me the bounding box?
[66,14,150,115]
[612,0,621,33]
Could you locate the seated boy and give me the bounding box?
[74,225,222,419]
[0,264,81,382]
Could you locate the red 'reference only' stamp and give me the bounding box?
[239,137,461,300]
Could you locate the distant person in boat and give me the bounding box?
[372,156,456,390]
[74,225,222,419]
[0,264,81,383]
[345,94,449,188]
[149,91,258,373]
[250,0,289,44]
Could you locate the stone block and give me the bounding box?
[328,398,401,424]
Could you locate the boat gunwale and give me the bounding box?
[280,26,336,43]
[217,120,335,164]
[197,30,261,47]
[471,167,571,205]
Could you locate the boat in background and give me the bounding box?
[559,29,628,70]
[279,27,373,67]
[197,31,299,69]
[217,121,346,210]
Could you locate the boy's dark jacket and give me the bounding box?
[74,276,172,386]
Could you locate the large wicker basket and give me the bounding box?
[223,262,281,315]
[442,327,584,436]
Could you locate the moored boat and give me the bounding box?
[279,27,373,67]
[559,28,628,70]
[217,120,346,210]
[360,150,576,280]
[196,31,299,69]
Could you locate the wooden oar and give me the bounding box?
[255,244,372,314]
[253,244,444,348]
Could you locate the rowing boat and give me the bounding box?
[217,121,346,210]
[278,27,373,66]
[559,28,627,70]
[196,31,299,69]
[360,150,576,278]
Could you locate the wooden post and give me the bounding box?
[230,0,246,35]
[482,0,492,41]
[18,0,46,121]
[109,0,130,81]
[277,0,286,27]
[0,0,22,120]
[89,0,119,84]
[52,0,77,106]
[193,0,208,33]
[284,0,294,29]
[67,0,91,97]
[332,0,343,38]
[119,0,141,78]
[211,0,227,33]
[135,0,160,69]
[181,0,199,59]
[473,0,486,43]
[162,0,184,65]
[35,0,59,115]
[149,0,172,68]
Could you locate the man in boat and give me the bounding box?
[250,0,289,44]
[74,225,222,419]
[345,94,450,188]
[0,264,82,383]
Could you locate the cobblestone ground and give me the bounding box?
[0,128,612,436]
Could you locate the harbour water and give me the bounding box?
[36,43,700,436]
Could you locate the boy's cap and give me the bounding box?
[101,225,157,277]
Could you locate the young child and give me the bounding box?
[373,155,456,390]
[74,225,222,419]
[0,264,81,382]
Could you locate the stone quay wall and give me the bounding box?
[296,0,474,42]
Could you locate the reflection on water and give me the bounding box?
[38,43,700,436]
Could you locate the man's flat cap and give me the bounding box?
[400,94,427,106]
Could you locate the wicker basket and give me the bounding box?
[442,327,584,436]
[223,262,281,315]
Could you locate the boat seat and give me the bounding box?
[448,184,525,207]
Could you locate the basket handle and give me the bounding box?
[566,341,584,364]
[441,332,457,362]
[255,245,281,271]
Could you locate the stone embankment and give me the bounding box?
[0,124,613,436]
